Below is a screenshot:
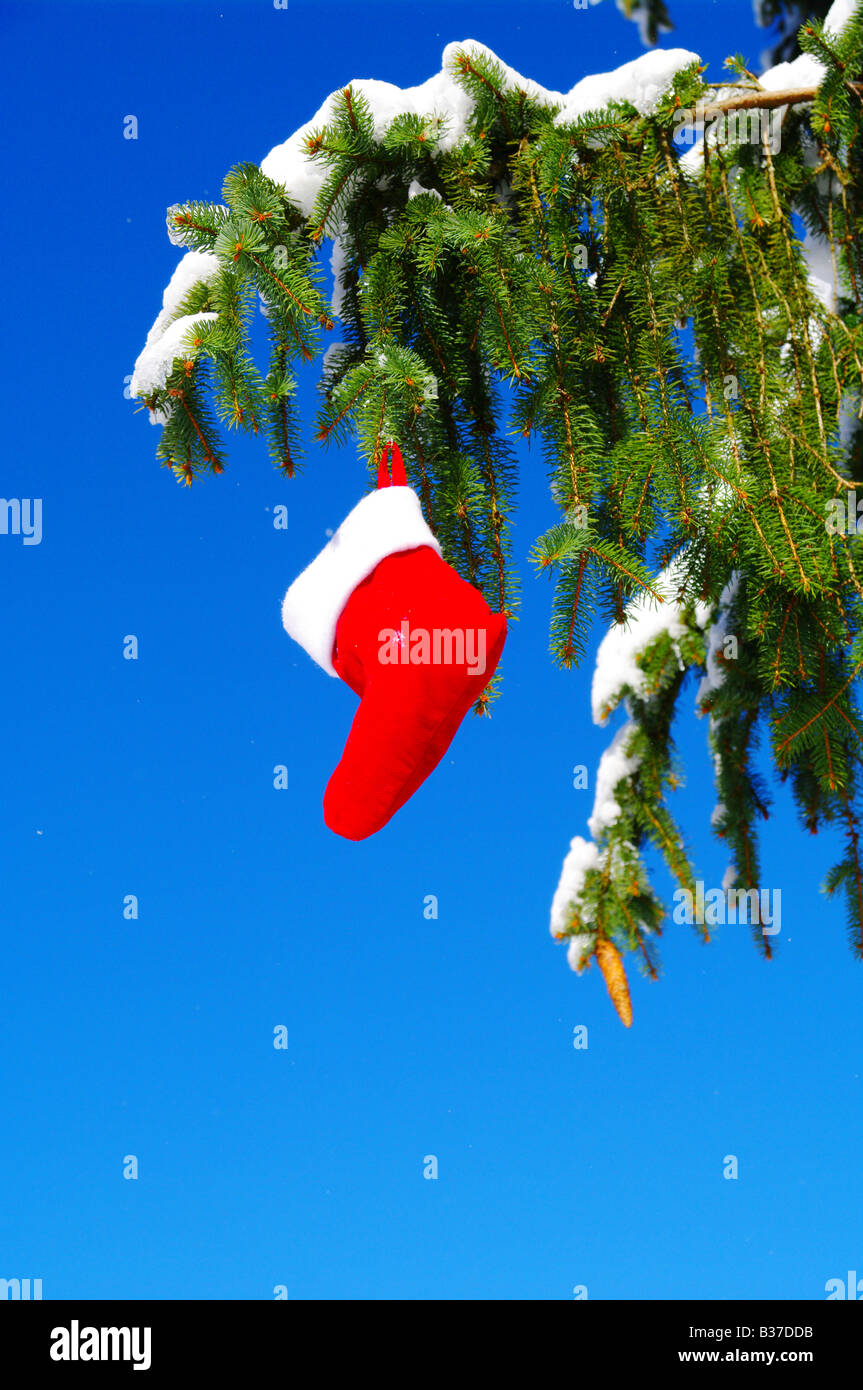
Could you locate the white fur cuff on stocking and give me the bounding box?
[281,486,441,676]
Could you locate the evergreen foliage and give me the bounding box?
[133,6,863,1008]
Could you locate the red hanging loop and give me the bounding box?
[376,440,407,489]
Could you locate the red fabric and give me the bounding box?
[376,441,407,489]
[324,544,507,840]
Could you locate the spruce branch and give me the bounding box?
[131,12,863,1021]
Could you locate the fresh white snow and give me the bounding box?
[329,233,348,318]
[552,47,699,124]
[135,11,855,415]
[591,557,711,724]
[258,39,698,218]
[407,180,443,201]
[131,310,219,398]
[131,250,219,399]
[550,836,601,938]
[135,42,698,398]
[587,721,641,841]
[696,574,741,709]
[567,932,596,972]
[552,556,723,942]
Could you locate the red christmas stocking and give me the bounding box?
[281,444,507,840]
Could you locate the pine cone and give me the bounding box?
[595,937,633,1027]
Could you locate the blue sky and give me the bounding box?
[0,0,860,1300]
